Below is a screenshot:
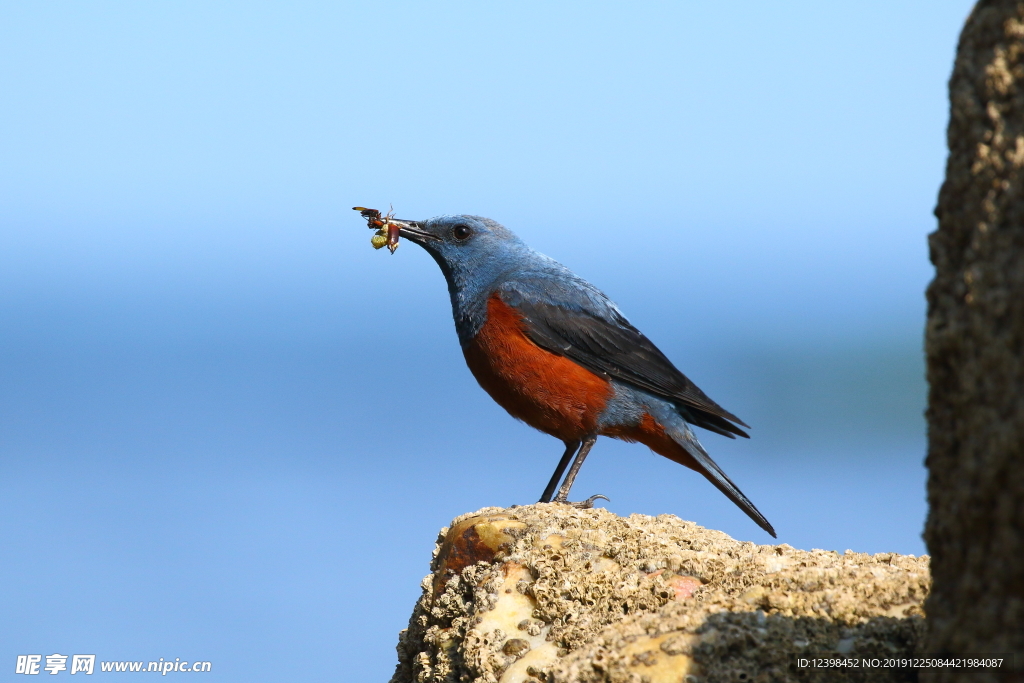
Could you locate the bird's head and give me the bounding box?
[395,214,530,291]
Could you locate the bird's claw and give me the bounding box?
[558,494,609,509]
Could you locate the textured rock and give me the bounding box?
[925,2,1024,680]
[390,505,929,683]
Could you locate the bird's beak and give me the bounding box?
[392,220,438,244]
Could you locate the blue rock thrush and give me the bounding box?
[389,213,775,537]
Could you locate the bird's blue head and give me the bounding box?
[397,214,534,294]
[395,214,541,343]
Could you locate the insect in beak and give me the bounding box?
[353,206,404,253]
[353,206,433,253]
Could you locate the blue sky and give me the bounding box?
[1,2,970,681]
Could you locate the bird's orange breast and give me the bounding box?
[463,295,613,442]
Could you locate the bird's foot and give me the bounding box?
[553,494,609,509]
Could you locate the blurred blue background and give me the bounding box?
[1,1,968,680]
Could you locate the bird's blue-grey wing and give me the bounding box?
[497,275,749,438]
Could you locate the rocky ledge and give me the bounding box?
[390,505,929,683]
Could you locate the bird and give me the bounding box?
[385,213,775,538]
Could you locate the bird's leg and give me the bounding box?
[552,436,607,508]
[539,440,581,503]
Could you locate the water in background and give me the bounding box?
[0,2,963,681]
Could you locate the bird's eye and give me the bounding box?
[452,224,472,241]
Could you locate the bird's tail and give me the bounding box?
[657,423,777,538]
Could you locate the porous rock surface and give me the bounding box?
[925,1,1024,676]
[390,505,930,683]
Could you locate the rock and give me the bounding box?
[925,2,1024,677]
[390,505,930,683]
